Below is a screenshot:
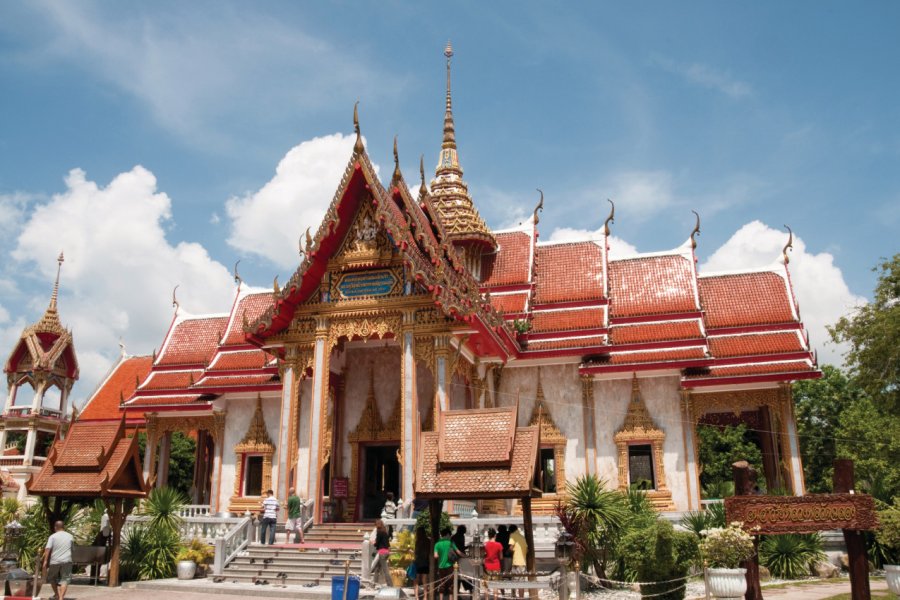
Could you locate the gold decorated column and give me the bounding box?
[400,310,418,502]
[680,389,701,510]
[581,375,598,476]
[308,317,330,522]
[433,334,451,414]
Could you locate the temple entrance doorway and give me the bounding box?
[360,443,400,520]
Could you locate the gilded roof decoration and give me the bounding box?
[528,369,565,445]
[235,397,275,453]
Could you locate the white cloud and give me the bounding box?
[608,170,674,221]
[547,228,639,260]
[654,57,752,99]
[12,167,235,403]
[701,221,865,365]
[226,133,378,269]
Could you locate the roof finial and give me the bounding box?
[171,285,180,312]
[393,135,401,179]
[304,226,313,255]
[533,189,544,226]
[603,199,615,236]
[690,210,701,249]
[419,154,427,195]
[353,101,364,153]
[442,41,456,150]
[233,260,242,286]
[48,251,64,312]
[782,225,793,264]
[118,337,126,357]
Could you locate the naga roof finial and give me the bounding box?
[533,189,544,226]
[171,284,180,312]
[419,154,426,195]
[273,275,280,297]
[690,210,701,249]
[783,225,794,264]
[353,101,364,153]
[603,199,615,236]
[233,259,242,285]
[304,226,313,255]
[393,135,401,179]
[118,337,126,357]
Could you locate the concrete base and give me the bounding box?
[134,578,383,599]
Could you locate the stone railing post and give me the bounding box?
[361,532,372,579]
[213,537,225,575]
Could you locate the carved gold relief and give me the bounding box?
[613,375,674,511]
[327,316,401,349]
[229,398,275,513]
[526,369,567,513]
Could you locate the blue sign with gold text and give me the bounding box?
[337,270,398,298]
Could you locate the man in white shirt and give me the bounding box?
[259,489,279,545]
[43,520,74,600]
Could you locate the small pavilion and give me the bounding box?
[27,413,148,587]
[415,401,542,591]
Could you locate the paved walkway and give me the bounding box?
[760,579,889,599]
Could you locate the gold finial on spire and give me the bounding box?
[353,101,364,153]
[533,189,544,226]
[48,251,65,312]
[393,135,401,179]
[442,41,456,150]
[233,260,242,285]
[603,199,615,236]
[273,275,280,297]
[304,226,313,255]
[690,210,701,249]
[782,225,793,264]
[419,154,427,195]
[171,285,180,311]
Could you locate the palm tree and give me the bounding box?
[565,476,629,578]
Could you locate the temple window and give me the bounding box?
[243,455,264,497]
[627,444,656,490]
[540,447,557,493]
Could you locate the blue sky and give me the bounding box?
[1,2,897,400]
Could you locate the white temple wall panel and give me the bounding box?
[593,378,630,487]
[416,362,434,427]
[218,397,282,512]
[296,378,312,496]
[638,375,689,511]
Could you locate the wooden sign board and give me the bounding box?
[332,477,349,499]
[725,494,878,535]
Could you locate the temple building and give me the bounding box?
[22,45,819,517]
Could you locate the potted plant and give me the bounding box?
[699,522,756,599]
[388,530,416,587]
[877,501,900,593]
[175,539,215,580]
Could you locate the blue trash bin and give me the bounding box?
[332,575,360,600]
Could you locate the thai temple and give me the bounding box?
[4,44,819,518]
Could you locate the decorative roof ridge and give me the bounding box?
[610,344,707,356]
[708,357,813,368]
[707,329,806,339]
[492,219,534,236]
[609,238,694,264]
[615,317,701,326]
[697,264,789,279]
[536,237,605,248]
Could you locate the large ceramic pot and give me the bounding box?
[886,565,900,595]
[177,560,197,580]
[390,568,407,587]
[707,568,747,599]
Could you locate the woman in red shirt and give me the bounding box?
[482,528,503,600]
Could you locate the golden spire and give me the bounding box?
[393,135,401,180]
[48,251,64,313]
[353,101,364,153]
[443,41,456,151]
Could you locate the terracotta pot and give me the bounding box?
[390,568,407,587]
[886,565,900,595]
[707,567,747,599]
[176,560,197,580]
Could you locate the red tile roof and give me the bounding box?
[224,293,273,346]
[28,418,147,498]
[438,407,516,466]
[534,242,604,304]
[531,308,604,333]
[698,272,796,329]
[126,394,207,407]
[481,232,532,287]
[610,320,703,345]
[527,335,606,351]
[609,347,706,364]
[157,316,229,366]
[688,361,814,378]
[138,370,199,391]
[207,350,272,372]
[415,426,539,499]
[609,255,697,318]
[490,293,528,314]
[80,355,153,421]
[708,332,804,358]
[193,374,277,388]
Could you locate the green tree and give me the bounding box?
[697,424,762,491]
[835,396,900,501]
[137,431,197,497]
[793,365,863,493]
[829,254,900,414]
[564,475,629,578]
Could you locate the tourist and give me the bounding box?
[413,525,431,599]
[370,519,392,585]
[482,528,503,600]
[433,527,460,600]
[451,525,472,593]
[43,520,74,600]
[259,489,279,545]
[285,487,305,544]
[382,491,398,537]
[496,524,511,574]
[508,524,528,598]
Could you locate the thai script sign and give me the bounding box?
[337,270,397,298]
[332,477,349,499]
[725,494,878,535]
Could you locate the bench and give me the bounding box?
[71,545,108,585]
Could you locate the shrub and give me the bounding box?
[699,523,755,569]
[13,501,87,571]
[139,486,187,533]
[121,523,181,580]
[176,538,214,565]
[875,500,900,565]
[414,509,451,536]
[388,529,415,568]
[618,520,697,600]
[680,503,726,539]
[565,476,629,578]
[759,533,825,579]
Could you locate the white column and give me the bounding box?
[210,431,225,512]
[4,385,15,413]
[307,324,328,520]
[401,329,417,502]
[581,376,597,477]
[783,402,805,496]
[23,429,37,466]
[276,365,295,504]
[681,392,701,510]
[158,432,172,488]
[0,428,7,455]
[31,382,45,414]
[142,433,156,483]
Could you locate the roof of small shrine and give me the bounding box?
[28,416,147,498]
[80,355,153,421]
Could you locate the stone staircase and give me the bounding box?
[210,523,368,586]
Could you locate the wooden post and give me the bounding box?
[521,496,537,600]
[107,498,125,587]
[429,499,442,600]
[732,461,762,600]
[833,460,871,600]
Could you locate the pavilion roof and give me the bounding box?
[28,416,147,498]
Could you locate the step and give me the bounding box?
[210,573,324,585]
